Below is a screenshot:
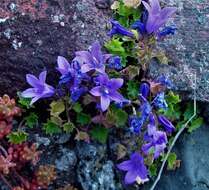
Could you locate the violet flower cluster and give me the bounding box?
[118,76,175,185]
[22,42,125,112]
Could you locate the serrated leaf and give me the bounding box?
[105,38,125,56]
[7,131,28,144]
[76,113,91,126]
[90,126,109,144]
[43,120,62,135]
[25,112,38,128]
[50,100,65,117]
[188,117,203,133]
[72,103,83,113]
[63,122,75,133]
[167,153,177,170]
[127,81,139,99]
[149,164,157,177]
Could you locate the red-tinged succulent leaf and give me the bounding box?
[0,154,16,174]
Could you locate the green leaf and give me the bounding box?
[167,153,177,170]
[115,109,128,127]
[105,38,125,56]
[25,112,38,128]
[63,122,75,133]
[76,113,91,126]
[166,92,181,104]
[149,164,157,177]
[183,103,194,121]
[43,120,62,135]
[90,126,109,144]
[72,103,83,113]
[17,92,32,109]
[7,131,28,144]
[50,100,65,117]
[127,81,139,99]
[122,65,139,80]
[188,117,204,133]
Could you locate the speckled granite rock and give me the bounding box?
[0,0,111,96]
[148,0,209,102]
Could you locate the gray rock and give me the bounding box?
[142,125,209,190]
[55,148,77,172]
[148,0,209,102]
[76,142,122,190]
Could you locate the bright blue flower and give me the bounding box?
[158,115,175,133]
[108,20,134,38]
[152,92,168,110]
[129,116,145,133]
[159,26,177,37]
[70,87,87,102]
[156,75,173,89]
[131,20,146,35]
[107,56,123,70]
[115,99,131,108]
[139,82,150,99]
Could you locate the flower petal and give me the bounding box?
[109,78,124,89]
[142,1,151,12]
[101,96,110,111]
[81,64,93,73]
[75,51,93,64]
[39,71,47,83]
[150,0,161,13]
[26,74,42,88]
[21,88,37,98]
[109,91,124,102]
[90,87,102,97]
[124,170,138,184]
[57,56,70,75]
[90,41,103,64]
[117,160,133,171]
[30,95,42,105]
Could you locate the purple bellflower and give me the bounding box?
[158,115,175,133]
[131,20,147,35]
[140,82,150,99]
[142,0,177,34]
[108,20,134,38]
[129,116,145,134]
[22,71,55,105]
[57,56,89,102]
[90,74,125,111]
[117,152,149,185]
[142,129,167,159]
[75,41,111,74]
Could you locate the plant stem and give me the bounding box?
[150,73,197,190]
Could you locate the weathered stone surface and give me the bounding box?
[140,125,209,190]
[0,0,111,96]
[148,0,209,102]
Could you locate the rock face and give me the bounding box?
[0,0,111,96]
[148,0,209,102]
[142,125,209,190]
